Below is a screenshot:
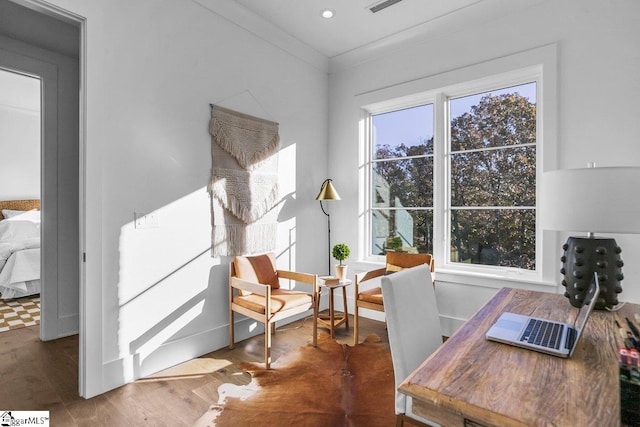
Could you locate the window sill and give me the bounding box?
[435,268,556,290]
[351,260,557,290]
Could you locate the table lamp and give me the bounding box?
[540,164,640,309]
[316,179,341,275]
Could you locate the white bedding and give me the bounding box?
[0,211,41,299]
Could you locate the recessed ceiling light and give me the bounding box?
[320,9,335,19]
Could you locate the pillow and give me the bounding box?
[2,209,28,219]
[5,210,40,224]
[234,253,280,290]
[0,220,40,242]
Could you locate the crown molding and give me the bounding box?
[193,0,329,73]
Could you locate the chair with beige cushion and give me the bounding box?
[353,252,434,346]
[229,252,319,369]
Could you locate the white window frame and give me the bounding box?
[357,45,558,287]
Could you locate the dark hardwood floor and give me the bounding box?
[0,312,388,426]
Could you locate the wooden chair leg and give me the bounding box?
[265,321,272,369]
[353,303,359,346]
[229,309,235,349]
[312,295,318,347]
[342,287,349,328]
[396,414,404,427]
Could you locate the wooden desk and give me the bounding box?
[399,287,639,427]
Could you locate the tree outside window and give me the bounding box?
[370,82,537,270]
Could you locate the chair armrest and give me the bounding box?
[230,276,269,296]
[277,270,318,292]
[355,267,386,283]
[354,267,386,293]
[277,270,317,284]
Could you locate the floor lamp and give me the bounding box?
[316,179,341,275]
[540,164,640,309]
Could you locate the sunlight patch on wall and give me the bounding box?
[135,300,206,363]
[275,142,298,277]
[117,187,212,360]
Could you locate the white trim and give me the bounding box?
[0,45,59,341]
[77,14,93,399]
[357,45,556,107]
[356,44,558,285]
[17,0,94,399]
[10,0,83,25]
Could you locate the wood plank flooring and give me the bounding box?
[0,313,388,426]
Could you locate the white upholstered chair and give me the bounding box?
[381,263,442,427]
[353,252,434,345]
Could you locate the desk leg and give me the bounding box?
[342,287,349,328]
[329,288,335,338]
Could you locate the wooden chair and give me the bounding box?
[353,252,434,346]
[381,264,441,427]
[229,253,319,369]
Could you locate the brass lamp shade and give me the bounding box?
[316,179,341,201]
[317,178,341,274]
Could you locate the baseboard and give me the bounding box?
[102,322,228,393]
[101,313,313,394]
[57,313,79,338]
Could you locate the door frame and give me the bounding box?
[10,0,90,397]
[0,51,58,340]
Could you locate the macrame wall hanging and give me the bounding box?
[208,105,280,257]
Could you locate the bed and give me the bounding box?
[0,200,41,299]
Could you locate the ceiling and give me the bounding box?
[232,0,485,58]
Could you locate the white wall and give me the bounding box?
[42,0,329,398]
[0,69,40,200]
[328,0,640,335]
[33,0,640,398]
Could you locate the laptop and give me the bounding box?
[485,272,601,358]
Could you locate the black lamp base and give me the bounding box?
[560,236,623,310]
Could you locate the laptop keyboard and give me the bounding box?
[520,319,563,350]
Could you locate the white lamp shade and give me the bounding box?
[540,166,640,234]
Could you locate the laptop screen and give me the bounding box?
[573,273,600,330]
[566,273,601,357]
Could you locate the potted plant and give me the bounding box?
[386,236,403,252]
[332,243,351,281]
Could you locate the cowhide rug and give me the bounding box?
[194,333,398,427]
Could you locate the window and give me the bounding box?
[449,83,537,270]
[371,104,434,255]
[366,79,538,273]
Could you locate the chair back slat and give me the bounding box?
[386,252,434,273]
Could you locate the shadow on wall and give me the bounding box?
[111,183,302,384]
[112,188,217,383]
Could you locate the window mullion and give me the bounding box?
[433,92,447,265]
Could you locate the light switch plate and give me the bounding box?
[134,212,159,229]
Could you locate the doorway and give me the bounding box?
[0,0,83,390]
[0,68,41,332]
